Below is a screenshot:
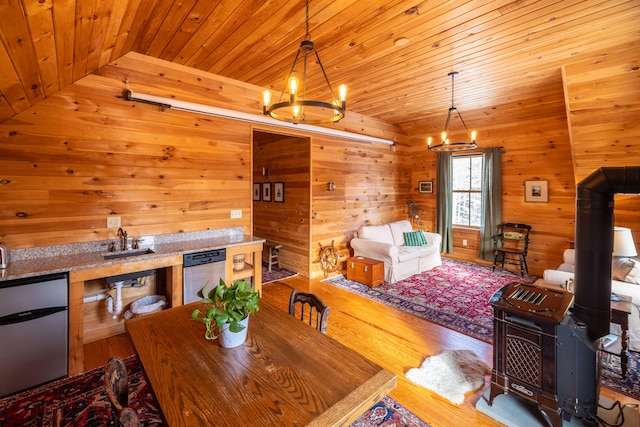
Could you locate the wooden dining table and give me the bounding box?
[125,300,396,426]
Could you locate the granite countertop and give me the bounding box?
[0,228,265,282]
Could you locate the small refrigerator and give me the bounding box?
[0,272,68,397]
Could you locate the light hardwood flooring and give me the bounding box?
[84,275,639,427]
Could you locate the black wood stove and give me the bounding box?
[488,282,598,426]
[488,167,640,426]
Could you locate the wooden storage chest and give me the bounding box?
[347,256,384,288]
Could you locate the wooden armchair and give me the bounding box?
[492,223,532,277]
[104,357,140,427]
[288,289,330,334]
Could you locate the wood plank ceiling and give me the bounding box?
[0,0,638,137]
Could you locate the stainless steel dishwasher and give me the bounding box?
[0,272,68,397]
[183,249,226,304]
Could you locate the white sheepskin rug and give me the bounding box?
[405,349,492,405]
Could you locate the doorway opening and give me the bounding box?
[253,130,311,277]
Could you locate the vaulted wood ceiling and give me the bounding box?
[0,0,637,137]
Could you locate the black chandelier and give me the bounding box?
[427,72,477,152]
[262,0,347,124]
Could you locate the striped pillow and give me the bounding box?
[403,230,427,246]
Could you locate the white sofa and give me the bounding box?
[540,248,640,352]
[350,220,442,284]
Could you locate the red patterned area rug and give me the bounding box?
[325,257,640,402]
[325,257,537,343]
[0,355,429,427]
[0,355,162,427]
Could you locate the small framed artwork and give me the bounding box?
[524,180,549,202]
[253,183,261,201]
[262,182,272,202]
[274,182,285,203]
[418,181,433,194]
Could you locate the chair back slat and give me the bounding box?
[492,223,532,277]
[288,290,330,333]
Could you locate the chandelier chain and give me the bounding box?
[305,0,310,39]
[261,0,347,124]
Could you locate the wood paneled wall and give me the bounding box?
[409,43,640,277]
[2,48,636,282]
[563,44,640,244]
[0,52,409,280]
[311,136,413,279]
[253,131,311,276]
[410,70,577,277]
[0,58,253,248]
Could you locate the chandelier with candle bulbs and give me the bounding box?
[262,0,347,125]
[427,72,477,152]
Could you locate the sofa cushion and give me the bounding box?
[563,248,575,265]
[397,246,422,262]
[418,243,440,257]
[359,224,394,245]
[612,257,635,282]
[617,257,640,285]
[626,264,640,285]
[543,269,574,285]
[389,220,413,246]
[404,230,427,246]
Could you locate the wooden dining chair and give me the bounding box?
[492,222,532,277]
[104,357,140,427]
[288,289,330,334]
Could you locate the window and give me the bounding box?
[452,155,482,227]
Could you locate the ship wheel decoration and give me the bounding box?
[318,241,339,278]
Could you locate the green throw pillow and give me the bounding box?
[404,230,427,246]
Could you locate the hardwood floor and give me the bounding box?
[84,275,639,427]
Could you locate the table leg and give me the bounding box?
[621,326,628,378]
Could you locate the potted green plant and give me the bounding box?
[191,278,260,348]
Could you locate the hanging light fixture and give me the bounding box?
[427,72,477,152]
[262,0,347,124]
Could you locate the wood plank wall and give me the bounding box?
[563,44,640,245]
[0,52,409,284]
[409,69,577,277]
[0,62,254,248]
[253,130,311,276]
[312,136,413,279]
[2,49,636,282]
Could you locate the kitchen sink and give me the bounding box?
[102,248,155,260]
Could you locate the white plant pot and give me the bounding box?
[218,316,249,348]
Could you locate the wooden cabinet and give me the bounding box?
[347,256,384,288]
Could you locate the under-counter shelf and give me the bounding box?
[232,262,255,282]
[225,242,263,295]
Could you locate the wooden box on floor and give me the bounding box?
[347,256,384,288]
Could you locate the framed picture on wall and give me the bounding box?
[524,180,549,202]
[274,182,285,203]
[418,181,433,194]
[262,182,272,202]
[253,183,261,201]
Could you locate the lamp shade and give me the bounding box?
[613,227,638,257]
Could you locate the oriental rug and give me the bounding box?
[0,355,429,427]
[324,258,640,401]
[262,262,299,284]
[324,257,537,343]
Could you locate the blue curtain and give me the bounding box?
[479,147,502,260]
[436,151,453,253]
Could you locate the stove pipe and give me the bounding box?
[573,166,640,340]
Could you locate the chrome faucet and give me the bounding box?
[116,227,128,251]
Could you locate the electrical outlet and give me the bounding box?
[462,239,468,247]
[107,216,121,228]
[230,209,242,219]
